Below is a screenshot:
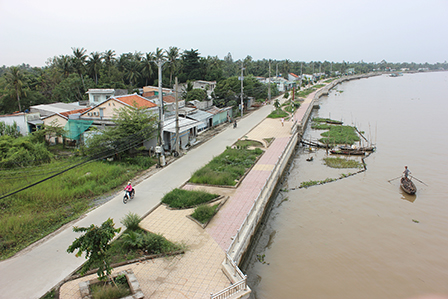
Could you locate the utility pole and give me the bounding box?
[300,62,303,88]
[268,60,271,102]
[154,58,166,166]
[276,63,278,78]
[175,77,180,156]
[240,62,244,118]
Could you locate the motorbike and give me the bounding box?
[123,189,135,204]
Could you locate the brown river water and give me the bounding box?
[242,72,448,299]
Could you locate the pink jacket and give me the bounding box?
[125,185,133,192]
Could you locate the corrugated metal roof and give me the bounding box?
[185,110,213,122]
[163,117,200,133]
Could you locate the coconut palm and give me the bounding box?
[141,52,155,86]
[166,46,180,87]
[102,49,116,77]
[5,67,27,111]
[72,47,87,89]
[55,55,74,78]
[87,51,103,84]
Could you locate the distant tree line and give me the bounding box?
[0,47,446,115]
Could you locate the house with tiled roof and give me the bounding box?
[41,107,91,144]
[288,73,300,81]
[80,94,158,126]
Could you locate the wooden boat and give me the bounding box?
[400,177,417,195]
[330,149,366,155]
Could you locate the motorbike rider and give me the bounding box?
[124,181,134,197]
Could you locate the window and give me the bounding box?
[93,95,99,102]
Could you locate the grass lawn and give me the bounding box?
[267,109,288,119]
[161,188,219,209]
[234,139,264,148]
[191,204,219,224]
[189,147,263,186]
[0,156,156,260]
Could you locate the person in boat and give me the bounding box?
[403,166,411,179]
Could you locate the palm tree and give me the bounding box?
[87,52,103,84]
[5,67,26,111]
[102,50,116,77]
[141,52,155,86]
[166,46,180,87]
[55,55,73,78]
[72,47,87,89]
[125,61,142,86]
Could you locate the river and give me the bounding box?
[243,72,448,299]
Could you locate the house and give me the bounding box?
[205,106,233,126]
[42,107,91,144]
[183,109,214,133]
[188,99,213,110]
[0,112,42,136]
[288,73,300,81]
[144,94,184,112]
[175,80,217,98]
[85,89,128,106]
[30,102,85,118]
[80,94,158,127]
[142,86,173,99]
[162,116,200,151]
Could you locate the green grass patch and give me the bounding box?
[311,123,332,130]
[319,125,360,145]
[0,156,156,260]
[189,147,263,186]
[90,282,131,299]
[297,88,316,98]
[191,204,219,224]
[234,139,264,148]
[313,84,325,89]
[161,188,219,209]
[312,117,343,124]
[324,157,363,169]
[324,78,336,83]
[267,109,288,119]
[107,228,182,265]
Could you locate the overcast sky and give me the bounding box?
[1,0,447,67]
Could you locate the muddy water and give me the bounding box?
[243,72,448,299]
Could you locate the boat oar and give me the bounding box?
[410,175,428,186]
[388,176,401,182]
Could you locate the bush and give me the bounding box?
[90,283,130,299]
[191,204,219,224]
[267,109,288,119]
[121,212,141,231]
[161,188,219,209]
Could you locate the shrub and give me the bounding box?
[90,283,130,299]
[191,204,219,224]
[121,212,141,231]
[267,109,288,119]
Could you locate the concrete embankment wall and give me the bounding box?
[234,72,381,265]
